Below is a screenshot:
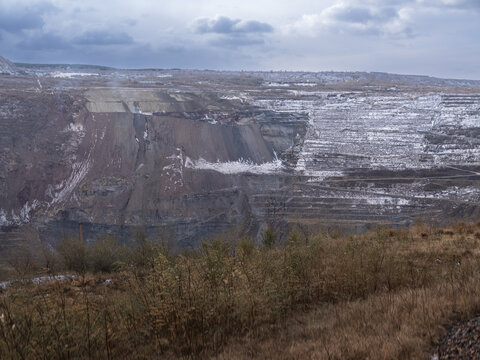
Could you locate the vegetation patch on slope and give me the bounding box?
[1,222,480,359]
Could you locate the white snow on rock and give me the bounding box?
[0,200,40,226]
[304,171,345,181]
[0,209,10,226]
[51,72,99,78]
[220,95,246,103]
[162,148,185,190]
[0,56,18,75]
[364,197,410,206]
[294,82,317,87]
[65,123,85,133]
[47,141,94,206]
[252,91,480,174]
[264,82,290,87]
[185,157,284,175]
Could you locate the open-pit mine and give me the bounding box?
[1,56,480,259]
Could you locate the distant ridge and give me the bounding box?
[14,62,114,71]
[0,56,19,75]
[2,56,480,87]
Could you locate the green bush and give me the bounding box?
[88,234,126,273]
[261,226,277,249]
[56,235,88,275]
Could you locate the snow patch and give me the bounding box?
[0,209,9,226]
[365,197,410,206]
[1,275,74,290]
[185,157,284,175]
[48,157,92,206]
[305,171,345,181]
[0,200,39,226]
[294,82,317,87]
[65,123,84,133]
[264,82,290,87]
[51,72,99,78]
[162,148,185,190]
[220,95,245,103]
[137,109,153,115]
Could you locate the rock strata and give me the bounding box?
[1,58,480,258]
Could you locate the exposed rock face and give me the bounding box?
[249,90,480,226]
[0,56,18,75]
[1,62,480,257]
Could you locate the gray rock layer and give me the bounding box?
[1,65,480,257]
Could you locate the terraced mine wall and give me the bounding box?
[1,68,480,259]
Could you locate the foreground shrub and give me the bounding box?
[88,235,127,273]
[1,222,480,358]
[56,235,88,275]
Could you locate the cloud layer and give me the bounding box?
[195,16,273,34]
[0,1,56,32]
[73,31,134,46]
[287,2,415,38]
[0,0,479,79]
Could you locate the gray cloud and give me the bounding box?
[332,6,398,24]
[331,6,374,24]
[195,16,273,34]
[17,32,70,51]
[0,2,56,32]
[326,4,400,25]
[419,0,480,10]
[458,0,480,8]
[209,35,265,47]
[73,30,134,45]
[289,2,413,38]
[194,16,273,49]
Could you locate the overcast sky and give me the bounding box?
[0,0,479,79]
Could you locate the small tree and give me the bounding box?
[130,226,162,268]
[56,235,88,275]
[88,234,125,273]
[40,242,61,274]
[261,226,277,250]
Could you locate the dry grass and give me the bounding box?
[1,221,480,359]
[217,277,480,360]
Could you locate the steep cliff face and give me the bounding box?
[1,64,480,258]
[0,82,308,251]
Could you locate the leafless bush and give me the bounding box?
[1,222,480,358]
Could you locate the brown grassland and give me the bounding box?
[1,221,480,359]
